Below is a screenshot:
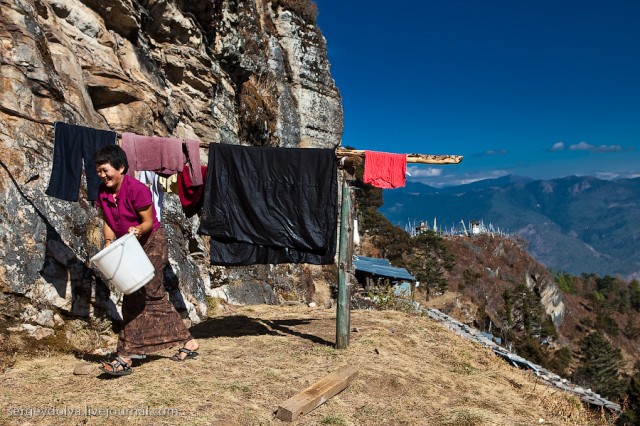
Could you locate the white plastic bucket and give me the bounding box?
[90,233,155,295]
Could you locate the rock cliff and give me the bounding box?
[0,0,343,321]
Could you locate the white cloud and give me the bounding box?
[593,171,640,180]
[445,170,511,186]
[550,141,565,151]
[407,166,442,177]
[569,141,593,151]
[407,169,511,187]
[475,149,509,157]
[569,141,623,153]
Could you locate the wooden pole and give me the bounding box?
[335,147,463,164]
[336,176,352,349]
[197,144,462,165]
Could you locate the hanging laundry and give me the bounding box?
[353,217,361,246]
[177,165,207,218]
[121,132,184,176]
[363,150,407,189]
[198,144,338,265]
[136,171,163,222]
[183,139,203,186]
[46,122,117,201]
[158,174,179,193]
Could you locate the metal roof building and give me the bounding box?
[353,255,416,281]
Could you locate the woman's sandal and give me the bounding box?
[171,348,199,361]
[99,356,133,376]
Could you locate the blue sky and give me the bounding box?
[315,1,640,187]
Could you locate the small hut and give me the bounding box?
[353,255,416,295]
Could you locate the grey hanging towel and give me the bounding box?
[198,144,338,265]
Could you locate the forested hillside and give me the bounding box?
[354,173,640,423]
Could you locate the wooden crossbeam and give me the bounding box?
[275,366,359,422]
[335,147,463,164]
[196,143,461,177]
[196,145,462,165]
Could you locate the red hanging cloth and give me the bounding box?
[363,151,407,189]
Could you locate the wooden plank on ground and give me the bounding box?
[276,366,358,422]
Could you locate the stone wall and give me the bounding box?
[0,0,343,321]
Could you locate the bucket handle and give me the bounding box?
[104,243,125,283]
[92,236,128,283]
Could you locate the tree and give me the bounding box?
[408,230,455,298]
[515,337,546,365]
[572,332,626,401]
[501,284,550,338]
[500,288,515,344]
[556,273,577,294]
[617,362,640,425]
[624,317,640,341]
[548,346,573,377]
[591,289,620,336]
[630,280,640,312]
[351,158,384,233]
[596,275,618,297]
[595,308,620,336]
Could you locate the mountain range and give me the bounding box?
[380,175,640,278]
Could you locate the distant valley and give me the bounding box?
[380,175,640,277]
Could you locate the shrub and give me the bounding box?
[556,273,577,293]
[548,346,573,376]
[271,0,318,23]
[367,287,416,313]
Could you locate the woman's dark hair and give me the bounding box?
[94,145,129,174]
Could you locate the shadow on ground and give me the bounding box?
[189,315,334,347]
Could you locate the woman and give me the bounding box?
[94,145,199,376]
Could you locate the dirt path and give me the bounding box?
[0,306,605,425]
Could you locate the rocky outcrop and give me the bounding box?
[0,0,343,321]
[525,269,564,326]
[442,235,565,327]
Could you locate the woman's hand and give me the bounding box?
[130,205,155,239]
[128,226,142,238]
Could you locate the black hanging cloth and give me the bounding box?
[198,144,338,265]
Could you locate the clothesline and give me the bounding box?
[194,141,463,165]
[196,145,464,165]
[194,144,463,165]
[53,121,463,166]
[195,144,464,165]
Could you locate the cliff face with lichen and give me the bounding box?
[0,0,342,322]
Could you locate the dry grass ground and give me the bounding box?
[0,305,613,425]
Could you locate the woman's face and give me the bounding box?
[96,162,125,192]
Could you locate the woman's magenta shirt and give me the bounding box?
[96,175,160,245]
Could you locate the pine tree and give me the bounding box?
[549,346,573,377]
[630,280,640,312]
[500,284,550,339]
[617,362,640,425]
[573,332,626,401]
[408,230,454,297]
[556,273,577,294]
